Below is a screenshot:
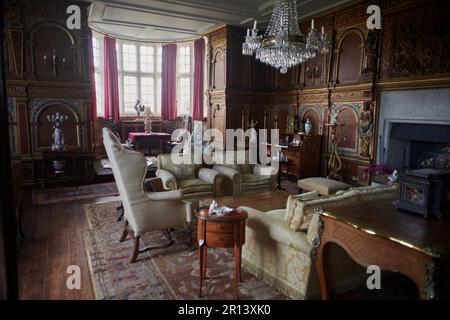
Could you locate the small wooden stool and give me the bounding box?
[298,177,351,196]
[195,207,248,299]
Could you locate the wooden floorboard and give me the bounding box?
[17,190,119,300]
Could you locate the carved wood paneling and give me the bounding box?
[203,0,450,183]
[380,1,450,79]
[5,0,94,185]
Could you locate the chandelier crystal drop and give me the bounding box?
[242,0,331,74]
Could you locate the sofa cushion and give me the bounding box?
[242,174,272,187]
[264,209,285,218]
[239,206,311,253]
[355,184,398,201]
[284,191,320,225]
[289,184,399,231]
[178,178,213,194]
[298,177,351,195]
[289,191,361,231]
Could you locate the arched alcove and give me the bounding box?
[337,107,358,152]
[301,108,322,135]
[30,23,77,79]
[337,31,364,84]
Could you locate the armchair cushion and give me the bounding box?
[178,179,213,195]
[253,164,277,176]
[158,154,197,181]
[212,165,241,181]
[198,167,221,185]
[242,174,272,188]
[156,169,178,190]
[146,189,183,201]
[213,150,253,173]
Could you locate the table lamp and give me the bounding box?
[143,106,153,133]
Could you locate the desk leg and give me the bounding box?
[41,160,46,190]
[276,167,286,191]
[316,240,330,300]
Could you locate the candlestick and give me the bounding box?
[253,19,257,30]
[311,19,314,30]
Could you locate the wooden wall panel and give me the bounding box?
[380,0,450,80]
[203,0,450,184]
[337,32,363,84]
[5,0,95,185]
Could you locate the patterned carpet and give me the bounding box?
[83,200,287,300]
[33,182,119,205]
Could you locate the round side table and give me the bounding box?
[195,207,248,299]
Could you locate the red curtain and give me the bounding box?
[161,44,177,121]
[192,38,205,121]
[87,29,97,121]
[104,36,120,121]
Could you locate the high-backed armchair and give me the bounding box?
[212,150,277,196]
[103,128,192,263]
[156,153,222,202]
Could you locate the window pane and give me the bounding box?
[140,46,154,73]
[178,77,190,115]
[116,42,120,70]
[123,76,138,112]
[156,77,161,115]
[122,44,137,72]
[92,37,100,68]
[95,72,103,115]
[141,77,155,110]
[156,46,162,73]
[178,46,190,73]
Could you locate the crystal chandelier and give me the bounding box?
[242,0,331,74]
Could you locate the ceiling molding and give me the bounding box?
[89,0,358,41]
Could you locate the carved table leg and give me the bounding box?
[199,245,205,297]
[234,244,240,299]
[315,240,330,300]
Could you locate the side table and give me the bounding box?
[195,207,248,299]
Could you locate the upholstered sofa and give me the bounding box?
[156,153,223,203]
[212,150,277,196]
[239,184,398,299]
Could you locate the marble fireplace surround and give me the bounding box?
[377,88,450,166]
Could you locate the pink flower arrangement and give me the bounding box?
[367,163,394,175]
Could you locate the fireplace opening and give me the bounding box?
[387,123,450,171]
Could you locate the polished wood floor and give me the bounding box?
[16,184,420,300]
[17,190,119,300]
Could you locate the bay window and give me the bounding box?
[92,31,195,118]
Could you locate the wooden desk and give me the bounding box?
[282,134,321,179]
[195,208,248,299]
[127,132,171,155]
[314,199,450,300]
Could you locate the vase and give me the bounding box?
[305,118,313,135]
[52,160,66,175]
